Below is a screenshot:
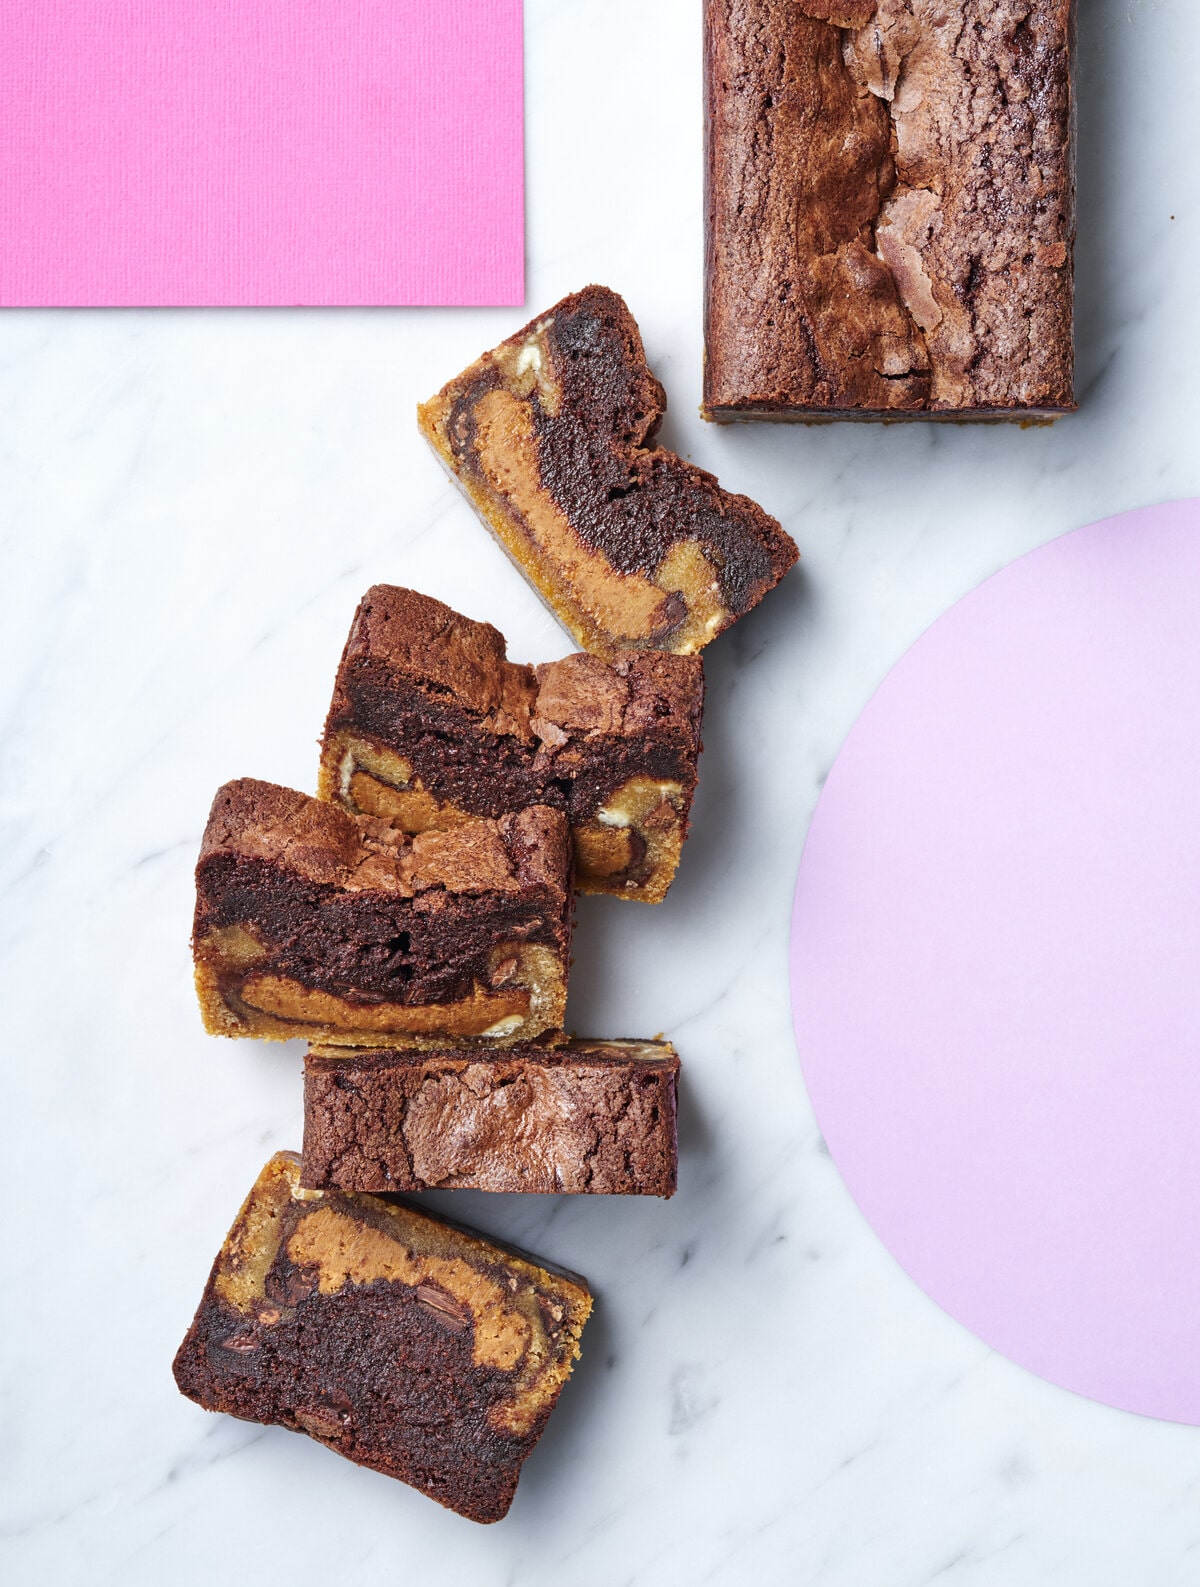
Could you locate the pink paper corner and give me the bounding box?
[0,0,525,307]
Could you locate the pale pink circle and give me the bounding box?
[791,500,1200,1423]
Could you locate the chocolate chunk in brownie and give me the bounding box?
[172,1152,592,1523]
[301,1039,680,1196]
[193,779,572,1047]
[419,285,798,656]
[703,0,1076,421]
[319,585,704,902]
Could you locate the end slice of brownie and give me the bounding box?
[418,285,798,657]
[301,1039,681,1196]
[192,779,572,1047]
[172,1152,592,1523]
[318,585,704,902]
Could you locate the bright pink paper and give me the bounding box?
[791,500,1200,1423]
[0,0,524,306]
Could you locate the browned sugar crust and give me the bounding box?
[192,779,572,1047]
[703,0,1076,421]
[301,1039,680,1196]
[197,776,568,893]
[418,285,798,656]
[319,585,704,902]
[172,1153,592,1524]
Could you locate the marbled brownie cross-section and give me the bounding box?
[192,779,572,1047]
[318,585,704,902]
[172,1152,592,1523]
[302,1039,680,1196]
[419,285,798,657]
[703,0,1076,421]
[535,649,701,900]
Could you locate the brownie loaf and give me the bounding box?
[704,0,1076,420]
[192,779,573,1047]
[302,1040,680,1196]
[173,1153,592,1523]
[420,286,798,654]
[318,585,705,901]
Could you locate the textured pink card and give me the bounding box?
[0,0,524,307]
[792,500,1200,1423]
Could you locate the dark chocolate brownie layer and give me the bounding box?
[302,1040,680,1196]
[173,1154,591,1523]
[419,287,798,655]
[197,852,560,1004]
[193,780,572,1045]
[704,0,1076,420]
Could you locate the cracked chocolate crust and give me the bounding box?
[172,1153,592,1524]
[419,286,798,656]
[301,1039,680,1197]
[193,779,572,1046]
[319,586,705,902]
[703,0,1076,421]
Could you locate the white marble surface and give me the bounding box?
[3,1,1200,1580]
